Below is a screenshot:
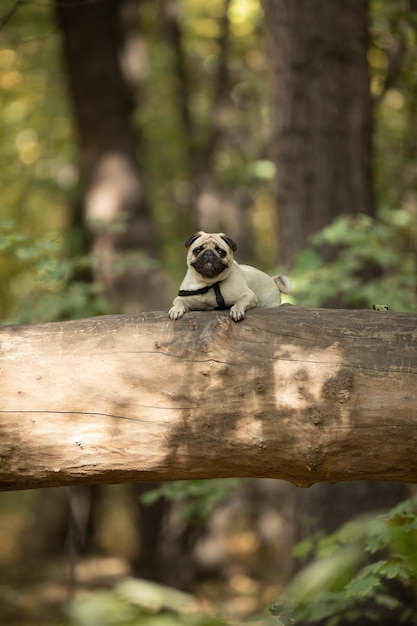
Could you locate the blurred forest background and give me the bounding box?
[1,0,417,624]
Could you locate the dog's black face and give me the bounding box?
[185,232,238,279]
[191,244,228,278]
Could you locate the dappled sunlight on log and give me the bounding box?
[0,307,416,490]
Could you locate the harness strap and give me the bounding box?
[178,281,229,310]
[213,282,227,310]
[178,285,211,297]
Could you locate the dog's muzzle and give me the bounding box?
[192,250,227,278]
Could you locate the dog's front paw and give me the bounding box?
[230,304,246,322]
[169,302,186,320]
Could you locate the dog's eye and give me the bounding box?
[215,247,226,258]
[193,246,203,256]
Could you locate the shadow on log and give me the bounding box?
[0,305,416,490]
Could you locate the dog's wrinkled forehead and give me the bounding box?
[184,231,237,252]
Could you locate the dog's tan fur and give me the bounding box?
[169,231,290,322]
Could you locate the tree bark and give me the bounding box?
[262,0,375,267]
[1,307,416,491]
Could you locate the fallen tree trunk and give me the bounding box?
[0,306,416,491]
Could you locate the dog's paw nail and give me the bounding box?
[230,308,245,322]
[169,308,184,320]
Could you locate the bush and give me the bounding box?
[271,497,417,625]
[291,209,417,311]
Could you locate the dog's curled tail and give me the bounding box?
[273,275,291,294]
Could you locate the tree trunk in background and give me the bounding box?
[262,0,375,268]
[56,0,167,312]
[261,4,409,620]
[24,0,169,587]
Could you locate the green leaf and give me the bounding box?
[269,604,296,625]
[374,593,401,610]
[345,572,382,598]
[293,533,323,560]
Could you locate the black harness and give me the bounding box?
[178,281,229,310]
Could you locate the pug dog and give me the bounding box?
[169,231,291,322]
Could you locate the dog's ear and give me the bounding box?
[184,232,203,249]
[221,235,238,252]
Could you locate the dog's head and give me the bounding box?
[185,231,237,280]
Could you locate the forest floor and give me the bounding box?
[0,480,294,625]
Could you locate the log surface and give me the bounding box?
[1,306,416,490]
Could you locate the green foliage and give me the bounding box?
[0,3,76,228]
[0,3,88,323]
[69,577,231,626]
[271,498,417,625]
[140,478,244,523]
[0,219,109,324]
[2,0,417,308]
[291,209,417,311]
[369,0,417,208]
